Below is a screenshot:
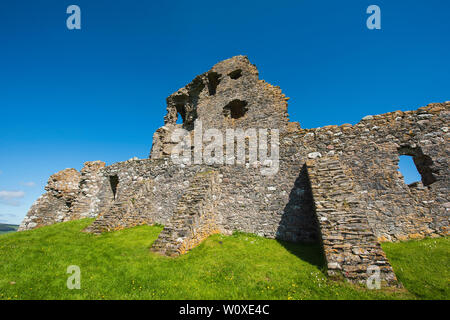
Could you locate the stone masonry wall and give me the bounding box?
[282,102,449,242]
[71,161,106,220]
[19,56,449,286]
[19,162,105,231]
[83,178,156,234]
[80,158,319,243]
[151,170,225,256]
[83,159,209,233]
[306,157,397,285]
[18,168,81,231]
[150,56,294,160]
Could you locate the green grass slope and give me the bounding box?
[382,237,449,300]
[0,219,447,300]
[0,224,19,235]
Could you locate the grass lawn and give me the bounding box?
[0,218,447,300]
[382,237,449,300]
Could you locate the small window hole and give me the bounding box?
[228,69,242,80]
[223,99,248,119]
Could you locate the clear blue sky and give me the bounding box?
[0,1,448,224]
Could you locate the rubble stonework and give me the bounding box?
[71,161,106,220]
[19,162,105,231]
[306,157,397,284]
[150,55,292,160]
[19,56,449,286]
[18,168,81,231]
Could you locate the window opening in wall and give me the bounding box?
[207,72,221,95]
[398,155,421,185]
[398,146,437,186]
[176,104,186,124]
[228,69,242,80]
[223,99,248,119]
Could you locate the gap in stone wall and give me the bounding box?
[398,146,437,186]
[398,155,421,186]
[176,104,186,124]
[223,99,248,119]
[207,72,221,95]
[109,175,119,200]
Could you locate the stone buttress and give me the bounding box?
[306,157,397,286]
[151,170,225,256]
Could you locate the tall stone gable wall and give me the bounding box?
[150,55,293,160]
[19,56,449,286]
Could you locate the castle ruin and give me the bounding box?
[19,56,449,286]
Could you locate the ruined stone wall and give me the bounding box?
[20,103,449,247]
[150,55,294,160]
[216,162,319,243]
[282,102,449,242]
[306,156,397,285]
[78,157,318,243]
[19,168,81,231]
[19,55,448,286]
[83,159,208,233]
[151,170,225,256]
[71,161,106,220]
[19,161,105,231]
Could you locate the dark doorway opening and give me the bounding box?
[109,175,119,200]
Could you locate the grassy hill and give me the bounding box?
[0,223,19,235]
[0,218,448,300]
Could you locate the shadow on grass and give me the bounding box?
[276,239,327,271]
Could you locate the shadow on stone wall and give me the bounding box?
[275,164,325,268]
[276,164,320,244]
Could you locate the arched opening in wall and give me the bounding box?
[109,175,119,200]
[176,104,186,125]
[398,146,437,187]
[398,155,421,185]
[223,99,248,119]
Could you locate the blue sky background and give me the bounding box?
[0,0,448,224]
